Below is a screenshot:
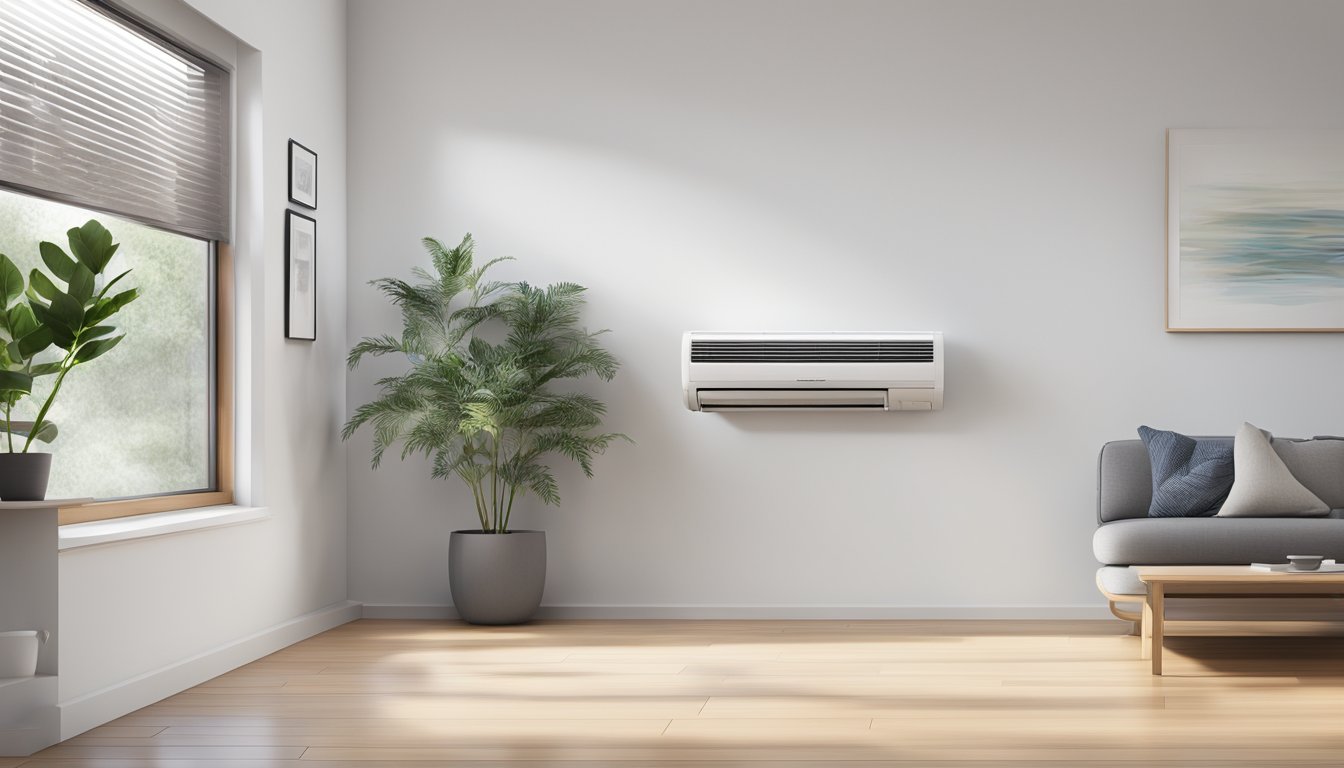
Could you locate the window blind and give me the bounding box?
[0,0,229,241]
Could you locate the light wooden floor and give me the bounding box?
[16,618,1344,766]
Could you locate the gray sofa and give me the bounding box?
[1093,436,1344,619]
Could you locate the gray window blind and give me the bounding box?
[0,0,229,241]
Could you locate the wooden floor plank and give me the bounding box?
[28,745,307,759]
[28,618,1344,764]
[21,762,1344,768]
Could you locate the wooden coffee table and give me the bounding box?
[1136,566,1344,675]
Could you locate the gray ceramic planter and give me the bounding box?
[0,453,51,501]
[448,530,546,625]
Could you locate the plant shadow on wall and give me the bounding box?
[344,234,631,625]
[0,220,138,500]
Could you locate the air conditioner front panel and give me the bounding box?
[681,332,944,412]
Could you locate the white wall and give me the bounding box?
[57,0,350,732]
[346,0,1344,616]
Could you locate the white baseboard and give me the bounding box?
[58,600,361,740]
[361,603,1114,621]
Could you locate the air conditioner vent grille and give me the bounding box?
[690,339,934,364]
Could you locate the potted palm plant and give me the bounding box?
[0,220,138,500]
[344,234,627,624]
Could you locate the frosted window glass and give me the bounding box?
[0,188,211,499]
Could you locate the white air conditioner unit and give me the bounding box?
[682,332,944,412]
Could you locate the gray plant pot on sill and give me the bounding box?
[448,530,546,625]
[0,453,52,501]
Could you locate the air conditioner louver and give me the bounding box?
[697,389,890,411]
[690,339,933,364]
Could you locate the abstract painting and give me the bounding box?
[1167,130,1344,331]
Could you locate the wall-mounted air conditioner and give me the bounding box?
[682,332,944,412]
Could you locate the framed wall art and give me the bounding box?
[286,209,317,341]
[288,139,317,209]
[1167,129,1344,332]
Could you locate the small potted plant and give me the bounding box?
[344,234,628,624]
[0,220,139,500]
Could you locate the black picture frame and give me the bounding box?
[288,139,317,210]
[285,209,317,341]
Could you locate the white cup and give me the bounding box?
[0,630,48,678]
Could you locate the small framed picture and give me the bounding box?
[288,139,317,209]
[285,210,317,341]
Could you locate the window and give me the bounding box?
[0,0,232,521]
[0,188,214,500]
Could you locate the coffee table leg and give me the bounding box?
[1148,583,1164,675]
[1140,595,1152,660]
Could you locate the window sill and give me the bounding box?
[58,504,269,550]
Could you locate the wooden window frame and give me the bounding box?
[58,243,235,526]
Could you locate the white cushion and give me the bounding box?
[1219,422,1329,518]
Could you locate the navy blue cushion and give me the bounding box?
[1138,426,1234,518]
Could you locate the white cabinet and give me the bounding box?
[0,500,88,756]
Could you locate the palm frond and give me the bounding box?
[422,234,480,300]
[347,334,405,369]
[503,460,560,506]
[467,257,514,290]
[518,393,605,430]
